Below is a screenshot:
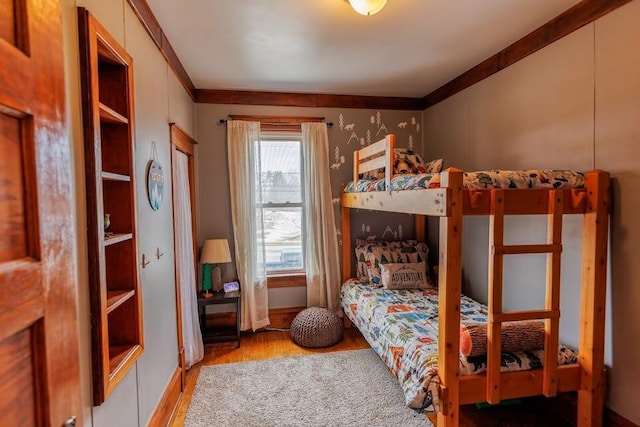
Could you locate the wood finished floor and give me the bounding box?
[171,329,573,427]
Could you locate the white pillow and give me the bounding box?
[380,262,430,290]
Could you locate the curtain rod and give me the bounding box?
[217,119,334,128]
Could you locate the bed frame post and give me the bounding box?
[437,168,464,427]
[415,215,426,243]
[353,150,360,190]
[577,170,610,427]
[341,193,351,284]
[341,192,353,329]
[386,134,395,192]
[487,190,505,404]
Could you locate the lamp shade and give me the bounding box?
[200,239,232,264]
[348,0,387,16]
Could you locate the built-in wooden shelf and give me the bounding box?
[99,102,128,124]
[102,171,130,181]
[106,290,135,314]
[104,233,132,246]
[108,344,141,375]
[79,8,143,406]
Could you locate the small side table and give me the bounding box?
[197,291,241,347]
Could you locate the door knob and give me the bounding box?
[62,416,77,427]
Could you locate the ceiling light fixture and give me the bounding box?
[347,0,388,16]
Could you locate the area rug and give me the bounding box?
[184,349,433,427]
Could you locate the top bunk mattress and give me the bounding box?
[344,169,585,193]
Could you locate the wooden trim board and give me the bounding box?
[125,0,196,100]
[170,123,199,390]
[606,408,639,427]
[267,275,306,288]
[207,307,305,330]
[147,366,182,427]
[196,89,423,110]
[268,307,306,329]
[543,392,639,427]
[170,123,197,154]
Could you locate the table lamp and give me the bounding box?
[200,239,232,297]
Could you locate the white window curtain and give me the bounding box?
[301,122,341,310]
[173,150,203,368]
[227,120,270,331]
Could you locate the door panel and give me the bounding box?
[0,112,28,262]
[0,326,40,426]
[0,0,81,425]
[0,0,29,52]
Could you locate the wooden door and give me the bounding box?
[0,0,81,426]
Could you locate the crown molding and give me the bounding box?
[126,0,196,101]
[125,0,632,110]
[195,89,423,110]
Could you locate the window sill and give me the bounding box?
[267,274,306,288]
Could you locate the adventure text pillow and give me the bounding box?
[380,262,430,290]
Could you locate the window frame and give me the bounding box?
[257,131,307,287]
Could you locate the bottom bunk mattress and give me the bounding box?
[341,279,578,410]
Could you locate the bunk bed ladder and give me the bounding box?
[487,189,563,404]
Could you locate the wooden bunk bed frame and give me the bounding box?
[341,135,610,427]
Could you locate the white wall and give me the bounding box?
[61,0,195,425]
[423,1,640,423]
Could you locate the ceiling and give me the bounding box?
[145,0,582,98]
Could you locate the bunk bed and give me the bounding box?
[340,134,609,427]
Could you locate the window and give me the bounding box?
[257,133,304,276]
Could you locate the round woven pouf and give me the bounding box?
[290,307,343,348]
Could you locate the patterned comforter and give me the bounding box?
[341,279,578,410]
[344,169,585,193]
